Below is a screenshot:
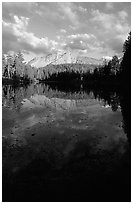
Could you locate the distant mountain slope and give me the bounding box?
[28,49,106,68]
[76,56,103,65]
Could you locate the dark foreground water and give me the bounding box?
[2,83,131,201]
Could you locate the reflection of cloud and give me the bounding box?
[71,124,94,130]
[20,115,39,128]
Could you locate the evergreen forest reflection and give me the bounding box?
[2,82,130,143]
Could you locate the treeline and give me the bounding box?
[44,32,131,85]
[37,63,98,81]
[43,55,121,83]
[39,32,131,83]
[2,51,41,83]
[2,32,131,85]
[2,52,99,83]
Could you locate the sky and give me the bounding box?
[2,2,131,61]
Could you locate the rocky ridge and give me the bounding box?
[28,49,108,68]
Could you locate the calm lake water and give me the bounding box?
[2,83,130,202]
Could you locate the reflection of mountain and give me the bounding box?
[21,94,98,111]
[2,83,121,112]
[2,83,129,144]
[28,49,105,68]
[120,91,131,143]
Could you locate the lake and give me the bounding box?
[2,83,131,201]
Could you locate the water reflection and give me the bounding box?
[2,84,126,120]
[2,83,129,158]
[2,83,130,143]
[2,83,120,112]
[2,83,130,201]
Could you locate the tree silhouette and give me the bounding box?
[111,55,120,75]
[120,32,131,82]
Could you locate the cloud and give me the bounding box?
[106,37,123,54]
[62,33,99,52]
[2,2,37,21]
[105,2,114,10]
[91,9,115,30]
[60,29,67,33]
[35,3,63,22]
[90,9,130,54]
[118,10,128,20]
[69,25,77,30]
[2,15,58,54]
[57,3,87,29]
[78,6,87,12]
[67,33,95,41]
[58,3,80,27]
[2,2,131,58]
[65,40,87,50]
[90,9,130,34]
[13,15,29,30]
[2,2,65,35]
[56,35,61,40]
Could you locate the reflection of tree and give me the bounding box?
[119,90,130,144]
[2,83,121,113]
[111,101,118,112]
[2,84,129,143]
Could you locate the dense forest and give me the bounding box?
[2,32,131,86]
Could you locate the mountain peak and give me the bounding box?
[28,50,105,68]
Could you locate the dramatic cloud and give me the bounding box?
[58,2,80,28]
[63,33,103,55]
[2,15,58,54]
[2,2,131,58]
[90,9,130,54]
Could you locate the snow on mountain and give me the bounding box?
[28,49,105,68]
